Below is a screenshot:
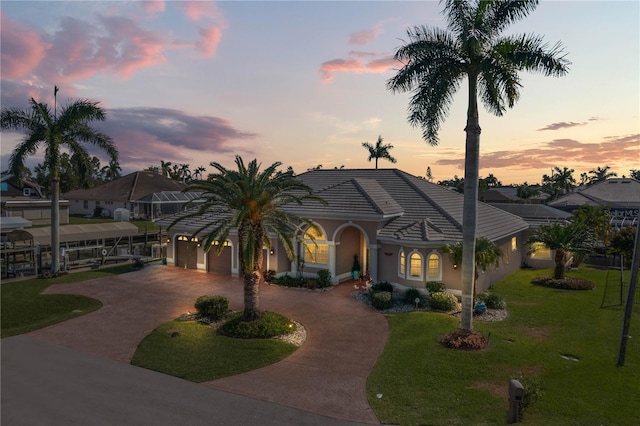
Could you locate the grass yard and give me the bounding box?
[1,264,136,338]
[131,320,297,382]
[367,267,640,426]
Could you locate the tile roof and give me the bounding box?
[63,171,186,202]
[161,169,529,246]
[549,178,640,209]
[489,203,571,228]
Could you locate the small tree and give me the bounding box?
[527,222,595,279]
[362,135,397,169]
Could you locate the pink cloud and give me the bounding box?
[0,13,49,79]
[435,135,640,174]
[195,26,223,57]
[349,27,383,45]
[141,1,165,15]
[37,15,167,82]
[176,1,221,21]
[320,52,398,83]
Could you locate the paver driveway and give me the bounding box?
[28,264,388,424]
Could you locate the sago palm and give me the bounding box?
[170,156,325,321]
[387,0,569,331]
[1,87,117,275]
[362,135,397,169]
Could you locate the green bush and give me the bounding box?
[263,269,276,283]
[372,281,394,293]
[316,269,332,288]
[403,288,424,306]
[370,291,393,310]
[272,274,307,288]
[426,281,445,293]
[429,292,458,312]
[221,311,296,338]
[194,295,229,321]
[476,292,506,309]
[531,276,595,290]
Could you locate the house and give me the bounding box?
[548,178,640,230]
[1,173,69,225]
[160,169,538,296]
[480,186,548,204]
[63,171,188,219]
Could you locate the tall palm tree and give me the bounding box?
[588,165,617,186]
[362,135,397,169]
[527,222,594,279]
[1,86,117,275]
[542,166,576,199]
[387,0,569,331]
[160,160,172,177]
[169,156,325,321]
[440,237,504,300]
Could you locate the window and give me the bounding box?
[23,188,31,196]
[398,249,405,277]
[83,200,89,209]
[409,251,423,280]
[427,252,441,280]
[303,226,329,264]
[530,242,551,260]
[511,237,517,252]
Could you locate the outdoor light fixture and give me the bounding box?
[270,249,275,255]
[453,264,458,269]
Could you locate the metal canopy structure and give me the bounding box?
[25,222,139,245]
[133,191,203,221]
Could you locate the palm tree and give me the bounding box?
[440,237,504,300]
[542,166,576,199]
[387,0,569,331]
[516,182,540,203]
[160,160,172,177]
[588,165,617,186]
[570,204,610,246]
[1,86,117,275]
[362,135,397,169]
[169,156,325,321]
[527,222,594,279]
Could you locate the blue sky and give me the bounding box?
[1,1,638,185]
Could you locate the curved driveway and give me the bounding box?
[28,265,388,424]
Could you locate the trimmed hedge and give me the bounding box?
[371,291,393,310]
[531,276,595,290]
[372,281,394,293]
[404,288,425,307]
[429,292,458,312]
[426,281,445,293]
[476,292,506,309]
[194,295,229,321]
[221,311,296,338]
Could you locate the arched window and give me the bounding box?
[398,249,405,278]
[427,251,441,281]
[303,225,329,264]
[408,251,423,280]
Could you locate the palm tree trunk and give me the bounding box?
[242,272,260,321]
[554,248,565,279]
[51,176,60,275]
[460,73,480,331]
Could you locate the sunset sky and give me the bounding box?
[1,1,638,185]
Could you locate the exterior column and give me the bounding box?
[368,244,379,283]
[328,242,337,283]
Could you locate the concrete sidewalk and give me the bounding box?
[6,265,388,424]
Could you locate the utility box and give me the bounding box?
[508,379,524,423]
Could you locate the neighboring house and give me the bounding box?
[0,173,69,225]
[160,168,539,296]
[481,186,548,204]
[64,171,188,219]
[548,178,640,229]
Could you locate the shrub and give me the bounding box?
[263,269,276,283]
[429,292,458,312]
[426,281,445,293]
[370,291,393,310]
[403,288,424,306]
[372,281,394,293]
[316,269,332,288]
[194,295,229,321]
[272,274,306,288]
[531,276,595,290]
[221,311,296,338]
[476,292,506,309]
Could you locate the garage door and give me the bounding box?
[175,240,197,269]
[207,246,232,274]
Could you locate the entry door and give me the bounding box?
[175,240,197,269]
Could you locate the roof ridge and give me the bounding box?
[352,178,385,215]
[394,170,463,233]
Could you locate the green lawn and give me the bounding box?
[1,264,136,338]
[367,267,640,425]
[69,216,159,233]
[131,320,297,382]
